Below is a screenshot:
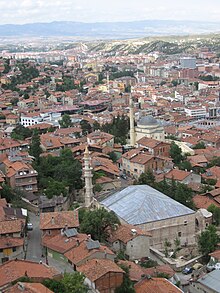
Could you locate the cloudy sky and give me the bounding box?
[0,0,220,24]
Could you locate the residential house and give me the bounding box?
[136,137,170,157]
[77,259,124,293]
[0,218,25,264]
[0,259,60,291]
[42,229,87,264]
[87,131,114,147]
[121,148,173,178]
[2,159,38,194]
[164,169,201,184]
[134,277,183,293]
[193,189,220,209]
[5,282,54,293]
[108,224,151,260]
[40,210,79,237]
[64,238,115,268]
[201,133,220,148]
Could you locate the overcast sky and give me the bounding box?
[0,0,220,24]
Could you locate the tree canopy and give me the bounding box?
[169,141,183,164]
[198,225,220,256]
[208,204,220,226]
[36,148,83,196]
[59,114,73,128]
[11,125,33,140]
[29,130,42,163]
[43,272,88,293]
[80,207,120,242]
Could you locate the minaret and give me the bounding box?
[83,146,93,207]
[106,71,110,94]
[129,91,135,147]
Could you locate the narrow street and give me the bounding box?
[26,212,42,262]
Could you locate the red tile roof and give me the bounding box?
[109,224,151,244]
[77,259,124,282]
[134,277,182,293]
[5,282,54,293]
[0,260,59,288]
[40,210,79,230]
[64,239,114,265]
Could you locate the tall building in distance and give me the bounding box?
[180,57,196,69]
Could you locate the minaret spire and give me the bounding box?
[129,89,135,147]
[83,146,93,207]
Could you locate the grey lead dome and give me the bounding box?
[138,115,158,126]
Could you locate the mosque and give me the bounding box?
[129,94,165,146]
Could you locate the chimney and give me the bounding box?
[51,216,55,225]
[104,248,107,259]
[76,239,80,247]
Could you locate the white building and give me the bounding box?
[184,107,207,119]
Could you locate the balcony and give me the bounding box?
[15,170,38,179]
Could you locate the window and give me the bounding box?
[178,232,182,237]
[12,247,16,252]
[184,220,188,226]
[0,249,3,253]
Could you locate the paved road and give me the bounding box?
[26,212,42,262]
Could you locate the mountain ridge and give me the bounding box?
[0,20,219,38]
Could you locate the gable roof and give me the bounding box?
[77,259,124,282]
[64,239,114,265]
[5,282,54,293]
[101,185,194,225]
[0,219,25,235]
[165,169,191,181]
[40,210,79,230]
[134,277,182,293]
[0,260,59,288]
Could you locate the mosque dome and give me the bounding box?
[138,115,158,126]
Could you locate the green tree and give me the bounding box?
[36,148,83,193]
[208,204,220,226]
[11,124,32,140]
[137,169,155,186]
[169,142,183,164]
[0,183,15,202]
[80,208,120,242]
[23,93,29,99]
[59,114,73,128]
[43,279,66,293]
[80,120,92,135]
[93,121,100,131]
[115,265,135,293]
[198,225,220,256]
[108,151,118,163]
[193,142,206,149]
[178,160,192,171]
[45,179,68,198]
[61,272,88,293]
[29,130,42,164]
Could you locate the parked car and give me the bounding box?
[182,267,194,274]
[27,223,33,231]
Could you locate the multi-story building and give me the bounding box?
[3,160,38,194]
[185,106,207,119]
